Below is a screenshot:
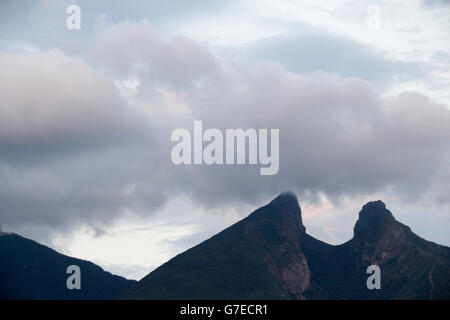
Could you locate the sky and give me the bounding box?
[0,0,449,280]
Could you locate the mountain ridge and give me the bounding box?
[1,192,449,299]
[125,192,450,299]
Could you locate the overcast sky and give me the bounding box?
[1,0,449,280]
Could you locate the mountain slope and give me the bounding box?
[125,193,450,299]
[126,192,313,299]
[301,200,450,299]
[2,193,448,300]
[0,233,136,299]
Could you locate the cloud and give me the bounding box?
[91,20,219,90]
[1,21,449,242]
[90,21,450,207]
[0,49,163,231]
[0,50,146,158]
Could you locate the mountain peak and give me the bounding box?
[362,200,386,210]
[260,191,306,235]
[358,200,394,224]
[353,200,398,242]
[126,191,311,299]
[266,191,303,220]
[269,191,299,207]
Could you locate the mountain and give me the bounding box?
[125,192,450,299]
[0,232,136,299]
[1,193,449,300]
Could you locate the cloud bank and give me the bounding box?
[1,21,449,238]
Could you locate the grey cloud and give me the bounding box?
[0,49,164,231]
[90,21,450,207]
[183,67,450,206]
[1,21,450,240]
[0,49,150,163]
[91,21,219,90]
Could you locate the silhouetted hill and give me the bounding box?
[0,233,136,299]
[125,193,450,299]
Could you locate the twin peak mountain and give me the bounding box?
[1,192,449,299]
[126,192,450,299]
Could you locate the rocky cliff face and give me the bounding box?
[353,200,409,266]
[251,193,311,299]
[125,193,450,299]
[347,200,450,299]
